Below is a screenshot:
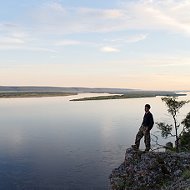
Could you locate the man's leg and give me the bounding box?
[134,127,144,149]
[144,130,151,151]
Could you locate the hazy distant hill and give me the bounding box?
[0,86,136,93]
[0,86,176,95]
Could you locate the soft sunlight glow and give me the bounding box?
[0,0,190,90]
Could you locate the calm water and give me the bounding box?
[0,93,189,190]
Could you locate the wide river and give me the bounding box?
[0,93,189,190]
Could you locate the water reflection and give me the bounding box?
[0,93,189,189]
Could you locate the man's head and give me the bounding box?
[145,104,151,112]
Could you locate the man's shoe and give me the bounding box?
[144,148,150,152]
[131,145,138,150]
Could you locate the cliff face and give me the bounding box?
[110,148,190,190]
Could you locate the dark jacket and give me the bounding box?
[142,111,154,130]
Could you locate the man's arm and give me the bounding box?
[148,113,154,130]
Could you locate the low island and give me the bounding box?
[70,91,186,101]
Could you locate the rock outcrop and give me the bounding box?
[110,148,190,190]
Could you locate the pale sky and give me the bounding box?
[1,0,190,90]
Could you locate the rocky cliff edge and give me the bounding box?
[110,148,190,190]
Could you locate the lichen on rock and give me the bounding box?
[110,148,190,190]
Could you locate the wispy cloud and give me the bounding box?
[55,40,81,46]
[0,37,25,45]
[0,22,57,52]
[0,34,55,52]
[0,45,56,52]
[0,22,19,30]
[0,22,30,47]
[104,33,148,45]
[78,7,125,19]
[98,33,148,52]
[100,46,120,53]
[29,0,190,36]
[120,0,190,36]
[47,2,66,12]
[3,1,190,39]
[125,34,148,43]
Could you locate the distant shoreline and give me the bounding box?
[0,87,187,100]
[0,92,77,98]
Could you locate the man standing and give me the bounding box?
[132,104,154,152]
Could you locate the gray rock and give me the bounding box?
[110,148,190,190]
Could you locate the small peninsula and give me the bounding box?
[70,91,186,101]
